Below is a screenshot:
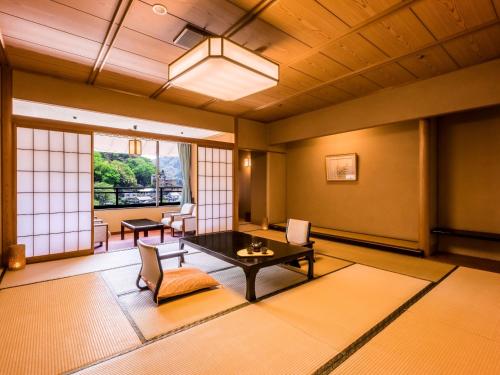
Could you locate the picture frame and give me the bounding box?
[325,153,357,181]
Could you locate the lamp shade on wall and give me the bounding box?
[169,37,279,101]
[128,139,142,155]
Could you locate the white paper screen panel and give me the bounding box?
[197,147,233,234]
[17,128,92,257]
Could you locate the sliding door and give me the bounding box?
[197,147,233,234]
[16,127,93,258]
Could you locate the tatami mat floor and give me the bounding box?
[0,231,498,374]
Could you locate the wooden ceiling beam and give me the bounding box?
[149,0,277,99]
[0,29,10,66]
[87,0,134,84]
[243,18,500,117]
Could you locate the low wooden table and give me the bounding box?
[180,231,314,301]
[121,219,164,246]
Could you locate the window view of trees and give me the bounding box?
[94,148,183,208]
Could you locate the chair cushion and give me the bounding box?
[161,217,173,226]
[157,267,219,300]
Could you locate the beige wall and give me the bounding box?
[267,152,286,224]
[286,121,419,241]
[238,118,285,152]
[250,152,267,225]
[95,206,179,233]
[437,106,500,260]
[269,58,500,144]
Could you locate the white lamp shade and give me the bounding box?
[169,37,279,101]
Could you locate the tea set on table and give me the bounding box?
[236,238,274,257]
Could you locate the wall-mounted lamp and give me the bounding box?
[129,125,142,156]
[244,158,251,167]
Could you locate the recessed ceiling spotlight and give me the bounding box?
[152,4,167,15]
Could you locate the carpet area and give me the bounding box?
[0,273,141,374]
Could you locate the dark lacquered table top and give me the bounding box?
[180,231,313,269]
[121,218,163,229]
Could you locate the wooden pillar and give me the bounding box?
[233,117,239,231]
[1,66,15,265]
[418,118,436,256]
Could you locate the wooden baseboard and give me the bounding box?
[26,249,94,264]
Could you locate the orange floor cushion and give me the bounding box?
[157,267,220,300]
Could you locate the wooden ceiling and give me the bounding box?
[0,0,499,122]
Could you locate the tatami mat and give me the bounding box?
[211,265,307,299]
[120,286,246,340]
[332,268,500,375]
[281,253,352,277]
[0,273,141,374]
[78,304,338,375]
[251,229,454,282]
[101,251,234,296]
[0,243,201,289]
[258,264,429,352]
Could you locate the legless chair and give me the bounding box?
[136,240,219,304]
[161,203,195,229]
[285,219,314,268]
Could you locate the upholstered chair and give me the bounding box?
[136,240,219,304]
[161,203,195,228]
[94,218,110,251]
[171,206,197,237]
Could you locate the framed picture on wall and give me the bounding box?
[325,153,357,181]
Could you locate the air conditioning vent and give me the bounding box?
[173,25,211,49]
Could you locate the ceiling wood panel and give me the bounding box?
[153,0,246,36]
[6,42,92,82]
[411,0,497,39]
[105,48,169,80]
[443,24,500,67]
[114,27,184,64]
[308,85,353,104]
[204,100,253,115]
[257,84,297,101]
[0,0,109,42]
[123,1,187,44]
[318,0,402,27]
[360,8,435,57]
[95,69,163,96]
[362,62,416,87]
[291,53,351,82]
[158,87,213,107]
[279,67,322,91]
[230,18,312,64]
[250,0,349,47]
[332,75,382,96]
[0,13,100,60]
[52,0,120,21]
[398,45,459,79]
[321,33,388,70]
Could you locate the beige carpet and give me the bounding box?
[120,286,246,340]
[211,265,307,299]
[78,304,337,375]
[332,267,500,374]
[0,273,141,374]
[281,253,352,277]
[258,264,429,352]
[251,230,454,282]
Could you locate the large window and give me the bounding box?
[94,135,183,209]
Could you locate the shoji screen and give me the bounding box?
[17,128,92,258]
[197,147,233,234]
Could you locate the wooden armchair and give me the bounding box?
[94,218,110,251]
[136,240,219,304]
[171,206,197,237]
[161,203,195,228]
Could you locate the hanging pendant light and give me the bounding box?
[168,37,279,101]
[129,125,142,156]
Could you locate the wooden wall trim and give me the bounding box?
[268,58,500,144]
[233,117,239,230]
[418,119,431,256]
[1,67,15,265]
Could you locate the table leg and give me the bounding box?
[144,230,149,237]
[121,224,125,240]
[306,254,314,280]
[243,268,258,302]
[160,227,164,243]
[134,231,139,247]
[179,241,185,263]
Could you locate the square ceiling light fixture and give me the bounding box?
[168,37,279,101]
